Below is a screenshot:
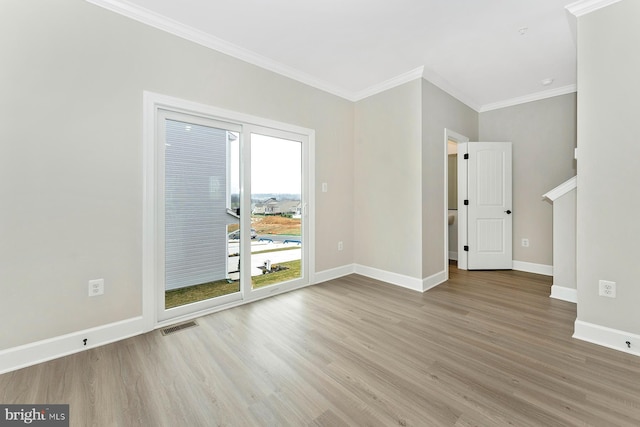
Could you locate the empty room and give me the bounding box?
[2,0,640,425]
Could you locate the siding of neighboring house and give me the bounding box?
[164,120,237,290]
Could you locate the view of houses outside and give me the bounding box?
[164,126,303,308]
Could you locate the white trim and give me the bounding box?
[353,67,425,101]
[423,270,448,292]
[314,264,356,284]
[353,265,448,293]
[566,0,623,17]
[143,91,315,326]
[574,320,640,357]
[422,68,482,112]
[85,0,353,100]
[87,0,581,110]
[479,85,577,113]
[448,251,458,261]
[354,265,424,292]
[512,260,553,276]
[456,142,469,271]
[550,285,578,303]
[543,176,577,202]
[0,317,144,375]
[444,130,470,276]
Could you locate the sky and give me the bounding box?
[229,133,302,196]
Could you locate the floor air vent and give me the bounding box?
[161,320,198,336]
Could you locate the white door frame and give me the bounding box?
[443,129,469,278]
[142,91,315,331]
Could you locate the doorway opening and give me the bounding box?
[443,129,469,279]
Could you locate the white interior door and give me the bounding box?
[460,142,513,270]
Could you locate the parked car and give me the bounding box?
[228,228,257,240]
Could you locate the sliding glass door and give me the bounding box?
[248,132,304,294]
[152,104,310,324]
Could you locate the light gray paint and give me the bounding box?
[0,0,582,355]
[354,81,423,278]
[0,0,353,350]
[422,80,478,277]
[479,94,577,266]
[576,0,640,334]
[553,190,576,291]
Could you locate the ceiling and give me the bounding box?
[91,0,579,111]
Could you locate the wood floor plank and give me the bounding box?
[2,265,640,426]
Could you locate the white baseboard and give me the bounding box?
[313,264,355,284]
[354,264,447,293]
[573,320,640,358]
[513,260,553,276]
[550,285,577,303]
[423,270,448,292]
[354,264,423,292]
[0,317,145,375]
[448,251,458,261]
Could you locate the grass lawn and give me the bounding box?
[165,259,301,309]
[252,259,301,288]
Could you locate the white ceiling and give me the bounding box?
[91,0,579,111]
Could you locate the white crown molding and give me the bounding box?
[479,84,577,113]
[87,0,577,112]
[85,0,355,100]
[543,176,577,202]
[352,67,425,101]
[566,0,623,17]
[422,67,482,112]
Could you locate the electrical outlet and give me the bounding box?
[88,279,104,297]
[521,238,529,247]
[598,280,616,298]
[338,241,344,251]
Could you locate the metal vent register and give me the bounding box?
[161,320,198,336]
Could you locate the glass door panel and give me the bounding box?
[159,111,242,320]
[250,133,302,290]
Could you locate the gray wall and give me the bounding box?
[422,80,478,277]
[354,80,423,278]
[553,190,576,291]
[0,0,354,350]
[0,0,584,354]
[576,0,640,334]
[479,94,577,267]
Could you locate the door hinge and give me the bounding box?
[464,200,469,205]
[464,245,469,252]
[463,153,469,160]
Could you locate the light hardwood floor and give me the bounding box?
[2,266,640,426]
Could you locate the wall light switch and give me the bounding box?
[322,183,328,193]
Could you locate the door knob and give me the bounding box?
[505,210,512,214]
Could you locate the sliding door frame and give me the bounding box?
[142,91,315,330]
